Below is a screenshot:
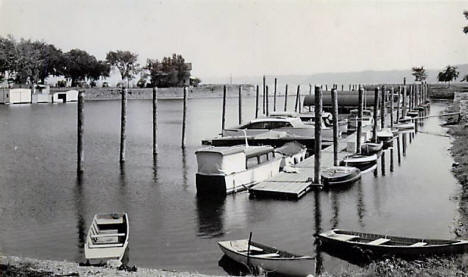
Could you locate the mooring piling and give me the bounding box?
[263,76,266,115]
[238,85,242,124]
[397,134,401,164]
[402,85,407,118]
[77,90,84,173]
[273,78,277,112]
[331,87,339,166]
[284,84,288,111]
[314,86,322,185]
[390,148,394,172]
[403,133,407,156]
[182,87,188,148]
[396,86,401,122]
[255,85,259,118]
[120,87,127,163]
[266,85,269,116]
[357,85,363,153]
[295,85,300,112]
[390,87,394,129]
[381,86,385,129]
[153,87,158,156]
[221,85,226,132]
[373,87,379,142]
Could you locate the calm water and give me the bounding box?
[0,96,461,275]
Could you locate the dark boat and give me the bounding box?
[318,229,468,257]
[218,239,315,276]
[339,154,377,173]
[360,141,383,155]
[321,166,361,187]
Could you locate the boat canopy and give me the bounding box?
[196,146,274,175]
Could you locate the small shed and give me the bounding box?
[8,88,32,104]
[32,84,52,103]
[53,90,79,103]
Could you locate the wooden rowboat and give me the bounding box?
[85,213,129,265]
[218,239,315,276]
[321,166,361,187]
[319,229,468,257]
[339,154,377,173]
[360,141,383,155]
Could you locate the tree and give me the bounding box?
[88,60,110,82]
[463,11,468,34]
[106,50,139,87]
[146,54,191,87]
[437,65,459,87]
[411,66,427,82]
[37,43,65,83]
[62,49,99,87]
[0,35,17,84]
[14,39,43,84]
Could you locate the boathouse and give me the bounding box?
[53,90,78,103]
[0,88,32,104]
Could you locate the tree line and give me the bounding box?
[0,35,197,88]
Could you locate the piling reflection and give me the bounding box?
[356,180,366,228]
[196,195,226,238]
[74,174,86,262]
[182,148,189,190]
[330,191,339,229]
[153,154,159,184]
[314,190,323,275]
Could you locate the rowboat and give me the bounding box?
[319,229,468,257]
[339,154,377,173]
[407,110,419,118]
[321,166,361,187]
[395,122,415,131]
[218,239,315,276]
[85,213,129,265]
[360,141,383,155]
[376,128,396,148]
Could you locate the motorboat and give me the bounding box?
[321,166,361,187]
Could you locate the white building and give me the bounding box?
[53,90,78,103]
[0,88,32,104]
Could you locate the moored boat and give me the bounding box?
[85,213,129,265]
[319,229,468,257]
[196,145,281,195]
[321,166,361,187]
[348,109,374,131]
[339,154,377,173]
[218,239,315,276]
[274,141,307,168]
[360,141,383,155]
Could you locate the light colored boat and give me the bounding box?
[319,229,468,257]
[222,116,336,141]
[340,154,378,173]
[218,239,315,276]
[321,166,361,187]
[274,141,307,168]
[348,109,374,131]
[360,141,383,155]
[85,213,129,265]
[195,145,281,194]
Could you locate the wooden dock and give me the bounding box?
[249,128,372,200]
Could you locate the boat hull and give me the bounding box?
[196,159,281,195]
[321,166,361,187]
[218,242,315,276]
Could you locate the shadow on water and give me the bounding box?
[218,255,250,276]
[196,195,226,238]
[74,173,86,262]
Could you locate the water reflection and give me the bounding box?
[196,196,226,238]
[74,174,86,262]
[182,148,189,190]
[153,154,159,184]
[356,181,366,228]
[330,192,339,229]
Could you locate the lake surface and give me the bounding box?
[0,96,461,275]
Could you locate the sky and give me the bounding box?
[1,0,468,82]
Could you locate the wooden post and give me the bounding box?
[77,90,84,173]
[255,85,259,118]
[372,87,379,142]
[402,85,407,118]
[390,148,394,172]
[357,85,363,153]
[262,76,266,114]
[153,87,158,156]
[273,78,277,112]
[390,87,394,129]
[182,87,188,148]
[403,133,407,156]
[381,86,385,129]
[397,135,401,164]
[284,84,288,111]
[221,85,226,131]
[331,88,339,166]
[381,151,386,176]
[314,86,322,184]
[238,85,242,124]
[325,84,328,91]
[308,84,312,112]
[342,84,344,91]
[266,85,269,116]
[397,86,401,122]
[120,87,127,163]
[295,85,300,112]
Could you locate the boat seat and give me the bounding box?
[331,234,359,241]
[100,229,118,234]
[410,242,427,247]
[90,243,124,248]
[251,253,280,258]
[368,238,390,246]
[91,233,125,238]
[231,241,263,252]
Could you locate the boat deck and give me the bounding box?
[250,127,373,200]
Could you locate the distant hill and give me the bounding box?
[204,64,468,87]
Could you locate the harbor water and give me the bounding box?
[0,96,461,275]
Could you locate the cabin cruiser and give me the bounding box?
[222,116,337,140]
[195,145,281,195]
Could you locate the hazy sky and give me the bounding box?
[1,0,468,81]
